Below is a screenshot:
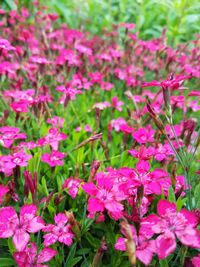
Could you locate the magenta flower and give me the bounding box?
[0,155,16,176]
[41,151,65,167]
[141,200,200,259]
[47,116,65,128]
[115,225,155,266]
[192,254,200,267]
[14,242,57,267]
[12,150,32,167]
[0,204,45,251]
[62,177,81,199]
[82,176,125,220]
[38,128,67,150]
[43,213,74,246]
[142,74,191,90]
[111,96,124,111]
[0,126,27,148]
[132,125,155,144]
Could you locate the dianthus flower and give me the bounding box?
[14,242,57,267]
[0,204,45,251]
[0,126,27,148]
[43,213,74,246]
[41,151,65,167]
[38,128,67,150]
[82,175,126,220]
[141,200,200,259]
[115,223,155,266]
[62,177,81,199]
[132,125,155,144]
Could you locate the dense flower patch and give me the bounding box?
[0,4,199,267]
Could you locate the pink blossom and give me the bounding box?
[115,224,155,265]
[14,242,57,267]
[38,128,67,150]
[0,38,15,51]
[62,177,81,199]
[47,116,65,128]
[0,155,16,176]
[41,151,65,167]
[192,254,200,267]
[128,146,155,160]
[109,118,127,132]
[43,213,74,246]
[100,81,114,91]
[0,126,27,148]
[12,150,32,167]
[141,200,200,259]
[0,204,45,251]
[132,125,155,144]
[82,176,126,220]
[142,74,191,90]
[84,124,92,133]
[111,96,124,111]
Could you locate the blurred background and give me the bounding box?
[2,0,200,45]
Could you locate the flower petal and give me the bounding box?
[13,229,30,251]
[0,206,18,238]
[54,213,68,227]
[156,232,176,259]
[43,233,58,247]
[13,252,30,267]
[37,248,57,263]
[26,216,45,233]
[157,199,176,217]
[114,237,126,251]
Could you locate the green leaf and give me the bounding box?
[67,256,82,267]
[168,186,176,203]
[176,197,187,211]
[0,258,15,266]
[64,242,77,267]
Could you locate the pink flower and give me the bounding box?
[46,116,65,128]
[111,96,124,111]
[14,242,57,267]
[82,176,125,220]
[41,151,65,167]
[141,200,200,259]
[62,177,81,199]
[115,224,155,266]
[0,126,27,148]
[43,213,74,246]
[142,74,191,90]
[12,150,32,167]
[0,204,45,251]
[0,155,16,176]
[128,145,155,160]
[192,254,200,267]
[109,118,127,132]
[38,128,67,150]
[84,124,92,133]
[0,38,15,51]
[132,125,155,144]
